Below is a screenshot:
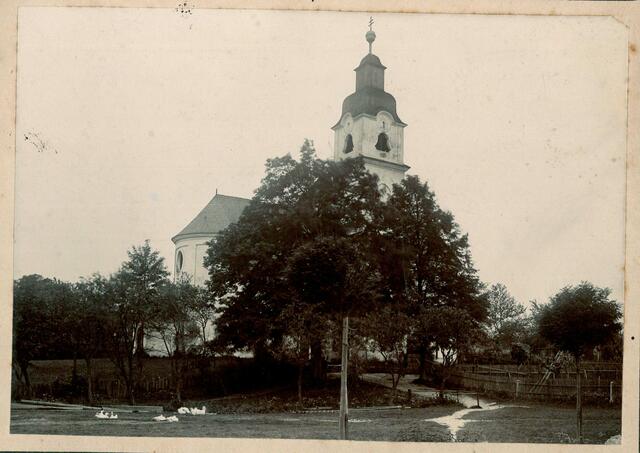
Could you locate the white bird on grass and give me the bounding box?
[153,414,167,421]
[189,406,206,415]
[177,407,190,414]
[109,412,118,419]
[166,415,179,422]
[95,410,109,419]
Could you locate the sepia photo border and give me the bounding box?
[0,0,638,451]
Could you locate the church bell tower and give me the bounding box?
[332,20,409,192]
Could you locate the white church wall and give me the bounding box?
[365,160,404,192]
[174,235,214,287]
[359,111,404,164]
[335,113,404,164]
[145,238,217,356]
[334,111,407,189]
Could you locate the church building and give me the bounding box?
[172,22,409,285]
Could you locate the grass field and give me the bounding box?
[10,403,620,443]
[456,404,621,444]
[16,361,621,443]
[10,406,455,441]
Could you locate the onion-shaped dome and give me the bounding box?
[336,87,404,126]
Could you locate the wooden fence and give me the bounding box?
[449,363,622,402]
[94,376,203,400]
[30,375,196,401]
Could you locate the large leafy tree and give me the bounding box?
[205,140,383,377]
[72,274,111,403]
[105,240,169,404]
[485,283,527,353]
[379,176,487,380]
[283,236,379,400]
[415,305,482,396]
[537,282,621,443]
[12,275,72,397]
[190,286,216,348]
[361,304,412,402]
[13,274,108,401]
[149,277,200,404]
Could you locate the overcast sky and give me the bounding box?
[14,8,628,307]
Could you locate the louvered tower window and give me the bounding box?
[344,134,354,153]
[375,132,390,152]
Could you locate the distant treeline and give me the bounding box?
[12,141,623,407]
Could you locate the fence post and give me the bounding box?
[609,381,614,403]
[515,379,520,399]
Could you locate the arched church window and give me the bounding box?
[343,134,354,154]
[375,132,390,152]
[176,250,183,272]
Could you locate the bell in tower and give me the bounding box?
[332,18,410,192]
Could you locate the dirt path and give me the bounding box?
[425,402,508,441]
[360,373,494,408]
[360,373,526,441]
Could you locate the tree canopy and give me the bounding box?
[537,282,621,358]
[205,140,383,355]
[204,140,489,395]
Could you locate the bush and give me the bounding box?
[198,356,297,397]
[49,374,87,401]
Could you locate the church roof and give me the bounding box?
[172,193,251,243]
[333,44,405,128]
[356,53,386,70]
[333,86,405,128]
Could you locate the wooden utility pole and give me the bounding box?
[339,315,349,440]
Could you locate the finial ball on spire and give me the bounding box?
[366,30,376,44]
[366,16,376,53]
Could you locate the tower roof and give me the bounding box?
[334,86,404,128]
[172,193,250,243]
[333,25,405,128]
[356,53,386,70]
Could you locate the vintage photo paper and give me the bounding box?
[0,0,638,452]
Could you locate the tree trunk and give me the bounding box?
[135,323,145,357]
[418,346,427,381]
[253,341,269,363]
[71,352,78,396]
[175,376,182,405]
[439,367,448,400]
[391,375,398,404]
[576,356,582,444]
[297,362,304,406]
[127,357,136,405]
[174,356,183,405]
[20,362,32,398]
[85,357,94,404]
[127,377,136,405]
[310,340,325,382]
